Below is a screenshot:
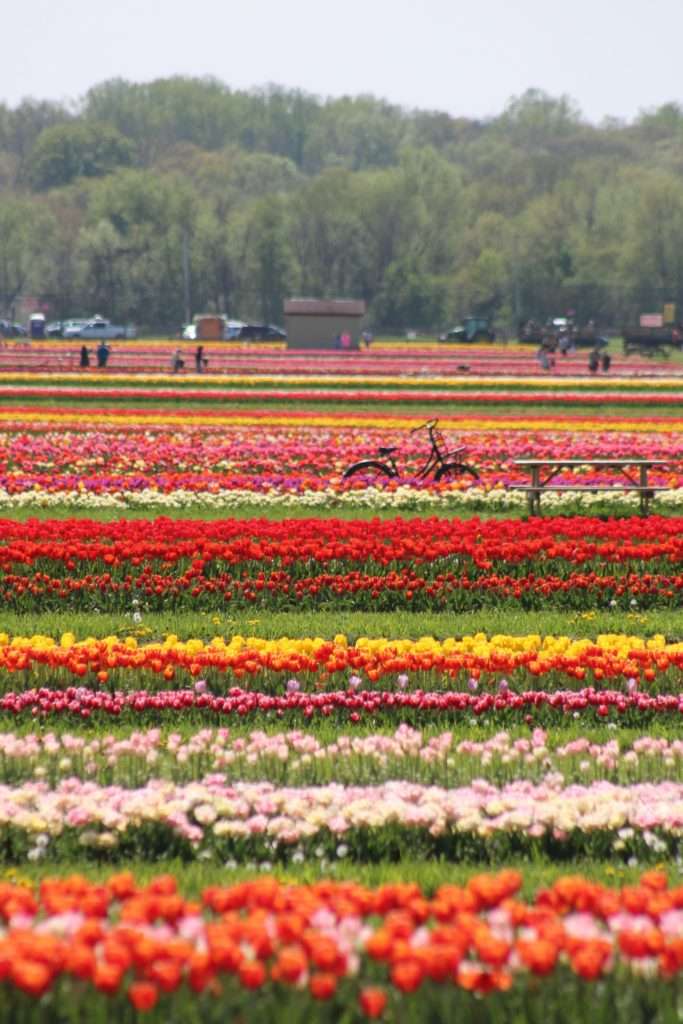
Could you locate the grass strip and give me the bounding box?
[11,857,671,896]
[0,609,670,641]
[2,396,683,417]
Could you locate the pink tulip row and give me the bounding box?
[0,725,680,786]
[3,342,682,375]
[3,384,683,405]
[2,776,682,858]
[0,424,681,493]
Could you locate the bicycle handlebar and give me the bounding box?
[410,419,438,434]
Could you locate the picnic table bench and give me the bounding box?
[512,459,670,516]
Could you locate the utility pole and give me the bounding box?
[181,228,191,326]
[512,235,521,326]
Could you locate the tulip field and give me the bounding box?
[1,344,683,1020]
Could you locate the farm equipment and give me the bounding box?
[439,317,496,343]
[622,309,683,357]
[518,318,608,350]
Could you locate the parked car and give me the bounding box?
[181,319,286,341]
[225,320,246,340]
[50,319,87,339]
[46,319,86,338]
[0,320,27,338]
[237,323,286,341]
[63,317,135,340]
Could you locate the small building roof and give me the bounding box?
[284,298,366,316]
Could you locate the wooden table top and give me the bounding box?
[514,458,671,467]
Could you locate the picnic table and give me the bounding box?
[512,458,670,516]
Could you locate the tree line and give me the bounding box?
[2,77,683,332]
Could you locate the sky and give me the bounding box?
[3,0,683,123]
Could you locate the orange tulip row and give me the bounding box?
[0,634,678,692]
[0,870,681,1019]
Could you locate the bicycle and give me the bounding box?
[342,419,479,483]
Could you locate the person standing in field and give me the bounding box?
[96,340,110,368]
[195,345,205,372]
[79,345,90,368]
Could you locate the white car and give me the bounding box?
[182,324,197,340]
[64,317,135,340]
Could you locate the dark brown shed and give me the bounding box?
[284,298,366,349]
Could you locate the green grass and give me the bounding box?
[0,505,528,523]
[12,856,668,897]
[5,394,683,416]
[5,501,680,523]
[0,608,676,641]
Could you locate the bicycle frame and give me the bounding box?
[410,421,459,479]
[342,419,471,482]
[413,443,442,479]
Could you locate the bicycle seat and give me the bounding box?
[378,446,398,456]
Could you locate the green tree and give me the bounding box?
[0,197,55,317]
[618,170,683,315]
[243,197,295,323]
[372,257,447,329]
[28,121,134,191]
[452,213,512,321]
[290,169,370,299]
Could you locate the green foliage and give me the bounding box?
[28,120,134,190]
[0,196,56,317]
[5,78,683,328]
[245,196,295,322]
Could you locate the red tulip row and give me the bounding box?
[2,515,683,565]
[1,567,681,611]
[6,686,683,722]
[7,384,683,405]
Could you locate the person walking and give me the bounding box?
[171,348,184,373]
[536,343,550,371]
[79,345,90,369]
[195,345,206,372]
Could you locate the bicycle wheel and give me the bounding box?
[435,462,480,482]
[342,460,395,483]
